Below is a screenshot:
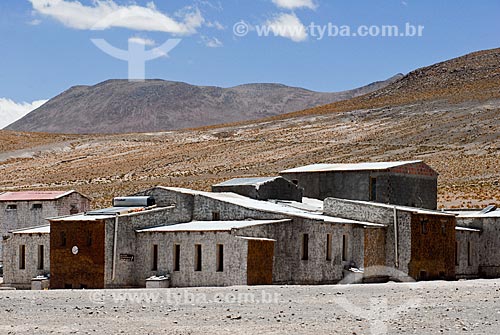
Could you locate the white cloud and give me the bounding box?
[206,20,225,30]
[0,98,48,128]
[29,0,204,35]
[272,0,317,10]
[202,36,223,48]
[129,37,156,46]
[265,13,307,42]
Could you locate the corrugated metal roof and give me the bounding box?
[280,160,423,173]
[0,190,76,201]
[12,225,50,234]
[213,177,280,187]
[49,214,116,222]
[136,219,291,232]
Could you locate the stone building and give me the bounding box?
[0,190,90,263]
[449,207,500,278]
[2,225,50,289]
[211,177,303,201]
[44,186,382,289]
[280,160,438,209]
[324,197,456,280]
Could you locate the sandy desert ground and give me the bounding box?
[0,278,499,334]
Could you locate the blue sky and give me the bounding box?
[0,0,499,125]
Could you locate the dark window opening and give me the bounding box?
[326,234,332,261]
[301,234,309,260]
[70,205,79,215]
[421,220,428,234]
[195,244,202,271]
[60,231,67,247]
[441,224,446,235]
[370,177,377,201]
[6,204,17,210]
[86,231,93,247]
[19,245,26,270]
[292,179,298,185]
[342,235,348,261]
[32,204,43,210]
[212,211,221,221]
[467,241,472,266]
[152,244,158,271]
[216,244,224,272]
[174,244,180,271]
[37,245,44,270]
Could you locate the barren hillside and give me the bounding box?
[4,75,401,134]
[0,48,499,208]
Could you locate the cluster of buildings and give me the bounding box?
[0,160,498,289]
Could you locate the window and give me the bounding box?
[216,244,224,272]
[19,245,26,270]
[212,211,221,221]
[173,244,180,271]
[301,234,309,260]
[151,244,158,271]
[86,231,93,247]
[370,177,377,201]
[421,220,428,234]
[32,204,42,210]
[6,204,17,210]
[467,241,472,266]
[342,235,348,262]
[326,234,332,261]
[60,231,67,247]
[455,241,459,266]
[292,179,298,185]
[194,244,202,271]
[70,205,79,215]
[441,224,446,235]
[37,245,44,270]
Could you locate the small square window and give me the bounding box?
[6,204,17,210]
[32,204,43,210]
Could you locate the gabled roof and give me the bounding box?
[280,160,423,173]
[213,176,281,187]
[0,190,83,202]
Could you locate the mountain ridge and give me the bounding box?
[5,75,402,134]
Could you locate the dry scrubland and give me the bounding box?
[0,279,499,334]
[0,48,499,208]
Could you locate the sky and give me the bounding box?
[0,0,499,127]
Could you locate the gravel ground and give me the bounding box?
[0,279,499,334]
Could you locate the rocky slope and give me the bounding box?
[4,75,401,134]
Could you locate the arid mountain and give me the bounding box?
[4,75,401,134]
[0,48,499,209]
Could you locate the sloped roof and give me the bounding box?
[280,160,423,173]
[12,225,50,234]
[136,219,291,232]
[0,190,79,202]
[213,177,280,187]
[158,187,384,227]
